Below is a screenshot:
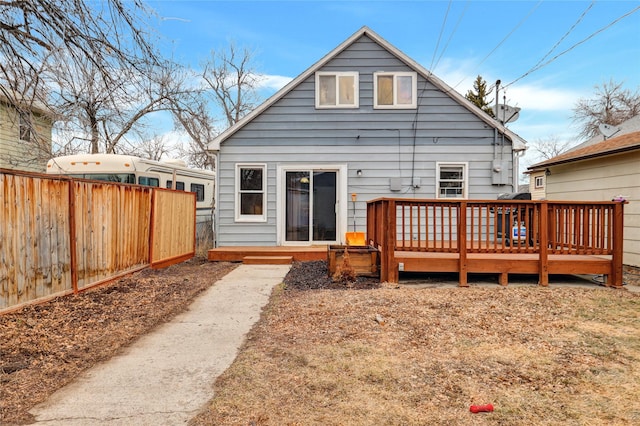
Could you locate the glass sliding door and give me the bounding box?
[285,170,337,243]
[286,171,310,241]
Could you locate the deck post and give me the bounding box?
[386,199,398,283]
[458,201,468,287]
[377,199,398,283]
[609,202,625,288]
[538,201,549,286]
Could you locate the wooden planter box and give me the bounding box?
[327,245,380,277]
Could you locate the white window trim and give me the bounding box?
[373,71,417,109]
[534,176,545,189]
[436,162,468,199]
[235,163,267,222]
[315,71,359,109]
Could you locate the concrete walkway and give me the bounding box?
[29,264,291,425]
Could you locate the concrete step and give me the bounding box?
[242,255,293,265]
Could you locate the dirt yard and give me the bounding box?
[2,260,640,425]
[0,259,236,425]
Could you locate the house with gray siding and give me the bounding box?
[207,26,528,248]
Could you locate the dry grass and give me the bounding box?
[192,281,640,425]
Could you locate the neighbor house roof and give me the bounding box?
[529,130,640,170]
[207,26,527,152]
[566,114,640,153]
[0,88,55,119]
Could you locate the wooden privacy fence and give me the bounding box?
[367,198,625,287]
[1,169,196,313]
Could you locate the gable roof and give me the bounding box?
[529,130,640,169]
[208,26,527,152]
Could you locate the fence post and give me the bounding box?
[68,180,78,294]
[458,201,468,287]
[609,202,625,288]
[538,201,549,286]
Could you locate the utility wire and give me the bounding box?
[450,0,543,91]
[522,1,595,79]
[505,4,640,88]
[429,0,452,72]
[432,0,470,73]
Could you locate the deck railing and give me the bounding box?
[366,198,625,286]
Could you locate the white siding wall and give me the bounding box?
[546,151,640,267]
[217,35,516,246]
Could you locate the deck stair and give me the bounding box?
[242,255,293,265]
[209,246,326,263]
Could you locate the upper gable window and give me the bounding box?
[315,72,359,108]
[374,72,417,109]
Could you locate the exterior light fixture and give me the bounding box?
[356,169,362,176]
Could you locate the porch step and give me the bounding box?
[242,255,294,265]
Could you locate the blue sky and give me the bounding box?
[147,0,640,170]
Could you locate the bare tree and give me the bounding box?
[573,80,640,139]
[0,0,165,165]
[49,52,199,155]
[171,43,263,169]
[0,0,158,94]
[529,136,572,161]
[172,96,218,170]
[202,43,263,128]
[133,134,175,161]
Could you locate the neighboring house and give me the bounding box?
[526,169,547,200]
[207,26,527,248]
[528,130,640,267]
[0,92,54,172]
[528,115,640,200]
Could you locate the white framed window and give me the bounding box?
[315,71,359,108]
[534,176,544,189]
[373,71,417,109]
[236,164,266,222]
[436,162,468,199]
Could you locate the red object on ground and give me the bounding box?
[470,404,494,413]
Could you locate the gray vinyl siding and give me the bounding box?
[216,35,515,246]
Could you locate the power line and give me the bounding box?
[525,1,595,76]
[505,4,640,88]
[429,0,452,72]
[432,0,470,73]
[450,0,543,90]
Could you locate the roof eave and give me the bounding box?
[529,144,640,170]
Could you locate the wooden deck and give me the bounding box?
[208,199,626,288]
[368,198,626,288]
